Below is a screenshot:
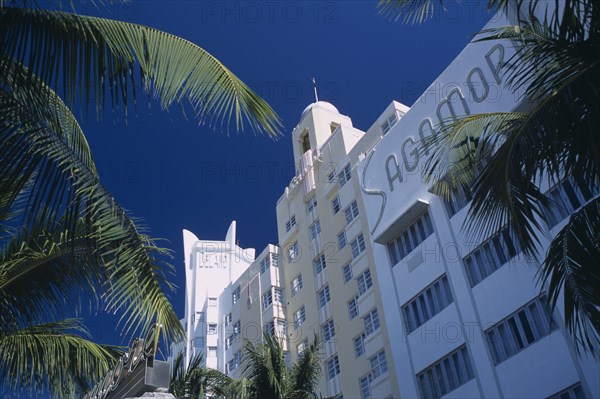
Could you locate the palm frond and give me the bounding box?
[242,333,289,399]
[541,196,600,356]
[468,57,599,250]
[0,218,102,328]
[477,20,600,104]
[422,46,600,256]
[289,334,322,399]
[0,6,282,136]
[0,79,183,344]
[421,112,525,200]
[377,0,513,24]
[170,351,232,399]
[0,319,121,398]
[0,58,96,232]
[227,377,252,399]
[377,0,440,24]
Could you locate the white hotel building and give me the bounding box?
[174,8,599,399]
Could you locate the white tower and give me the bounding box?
[181,222,255,367]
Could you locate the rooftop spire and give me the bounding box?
[312,77,319,102]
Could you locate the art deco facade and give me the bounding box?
[174,8,599,399]
[274,100,409,398]
[355,10,599,399]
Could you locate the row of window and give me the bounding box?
[544,176,597,228]
[463,226,521,287]
[384,204,522,291]
[286,192,359,260]
[332,195,361,227]
[486,296,556,365]
[417,345,474,399]
[299,271,373,335]
[344,339,577,399]
[351,234,367,259]
[402,275,453,334]
[387,210,434,265]
[443,175,597,231]
[442,184,472,218]
[411,295,557,397]
[548,384,585,399]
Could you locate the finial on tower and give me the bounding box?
[312,77,319,102]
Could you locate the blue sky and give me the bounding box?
[80,0,493,348]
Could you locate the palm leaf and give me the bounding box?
[0,6,281,136]
[421,112,525,200]
[541,196,600,356]
[0,57,96,234]
[169,351,233,399]
[377,0,513,24]
[227,378,252,399]
[0,82,183,344]
[289,334,322,399]
[242,333,289,399]
[0,218,102,329]
[0,319,121,398]
[377,0,441,24]
[422,46,600,255]
[477,20,600,104]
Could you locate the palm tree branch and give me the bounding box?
[0,6,282,136]
[0,318,121,397]
[0,221,103,327]
[540,195,600,356]
[0,90,183,343]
